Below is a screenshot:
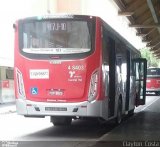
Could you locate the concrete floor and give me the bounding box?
[91,96,160,147]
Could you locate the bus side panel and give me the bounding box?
[95,17,104,101]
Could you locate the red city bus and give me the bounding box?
[146,67,160,95]
[14,15,147,126]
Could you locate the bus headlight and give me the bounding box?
[16,68,26,99]
[88,71,98,102]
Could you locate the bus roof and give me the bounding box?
[102,19,140,55]
[17,14,96,21]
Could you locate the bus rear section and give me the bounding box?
[146,68,160,95]
[14,15,147,126]
[14,15,105,125]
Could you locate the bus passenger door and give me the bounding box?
[108,37,116,117]
[102,29,116,118]
[133,58,147,105]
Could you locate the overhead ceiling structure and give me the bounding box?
[113,0,160,58]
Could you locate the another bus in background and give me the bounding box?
[14,15,147,126]
[146,67,160,95]
[0,66,15,103]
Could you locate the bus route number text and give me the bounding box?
[47,22,67,31]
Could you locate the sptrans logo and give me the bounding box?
[30,69,49,79]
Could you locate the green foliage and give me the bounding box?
[140,48,160,67]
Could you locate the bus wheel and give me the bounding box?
[155,92,160,96]
[51,116,72,126]
[128,109,134,117]
[115,99,122,125]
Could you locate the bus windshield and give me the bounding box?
[147,68,160,77]
[20,20,92,56]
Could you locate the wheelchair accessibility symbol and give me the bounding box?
[31,87,38,95]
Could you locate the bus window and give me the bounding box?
[20,19,95,60]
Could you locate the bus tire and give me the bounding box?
[128,109,134,117]
[51,116,72,126]
[115,98,122,125]
[155,92,160,96]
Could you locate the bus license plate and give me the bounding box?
[45,107,67,111]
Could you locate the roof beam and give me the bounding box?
[152,48,160,53]
[113,0,126,10]
[155,56,160,58]
[147,0,160,32]
[136,33,148,37]
[129,24,160,28]
[155,53,160,56]
[155,52,160,56]
[147,0,159,23]
[118,11,134,16]
[154,53,160,58]
[113,0,140,33]
[136,28,156,36]
[153,54,160,58]
[149,42,160,50]
[151,51,159,55]
[149,36,160,45]
[146,0,160,53]
[142,38,152,43]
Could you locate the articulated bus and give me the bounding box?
[14,15,147,126]
[146,67,160,95]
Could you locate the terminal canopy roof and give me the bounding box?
[113,0,160,58]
